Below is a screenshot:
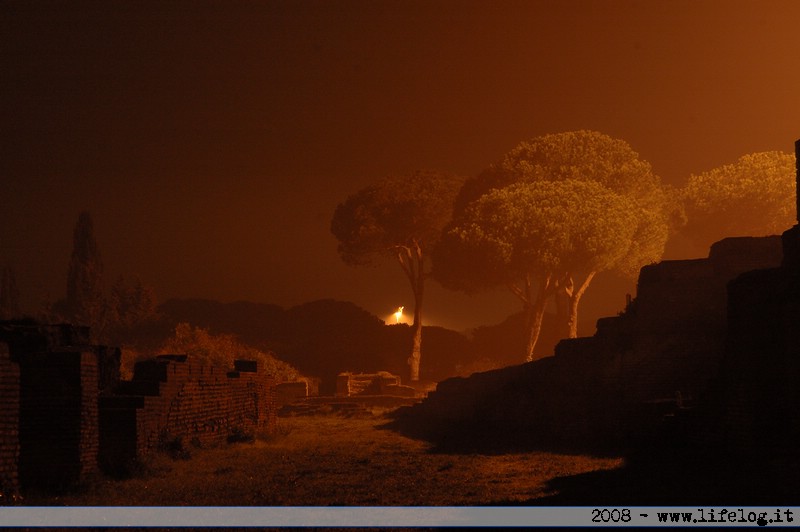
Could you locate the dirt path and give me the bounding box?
[26,410,623,506]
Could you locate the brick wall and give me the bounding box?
[0,340,19,499]
[78,350,99,481]
[275,381,308,406]
[229,364,276,439]
[0,321,278,491]
[335,371,401,397]
[99,355,277,473]
[18,349,98,491]
[620,236,783,406]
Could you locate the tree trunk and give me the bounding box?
[408,265,424,381]
[516,274,553,363]
[524,294,548,362]
[397,243,425,382]
[566,271,596,338]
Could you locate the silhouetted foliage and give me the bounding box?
[44,212,164,347]
[681,151,796,249]
[159,322,301,382]
[65,211,105,334]
[106,275,159,346]
[157,298,284,344]
[331,170,464,381]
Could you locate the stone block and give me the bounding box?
[276,381,308,406]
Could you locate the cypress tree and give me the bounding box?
[66,211,104,329]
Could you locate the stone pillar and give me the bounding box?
[19,349,98,491]
[0,341,20,499]
[78,350,99,480]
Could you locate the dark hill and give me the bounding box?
[157,298,284,344]
[271,299,390,382]
[155,298,493,388]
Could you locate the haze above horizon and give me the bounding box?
[2,0,800,332]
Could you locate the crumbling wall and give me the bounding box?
[99,355,276,473]
[0,321,278,490]
[131,356,230,452]
[276,380,308,406]
[336,371,400,396]
[229,360,276,440]
[335,371,416,398]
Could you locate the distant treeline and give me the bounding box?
[145,298,561,388]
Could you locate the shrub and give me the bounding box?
[159,322,302,381]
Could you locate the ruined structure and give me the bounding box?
[0,323,105,496]
[99,355,276,476]
[393,235,784,452]
[393,139,800,459]
[0,335,21,500]
[335,371,415,398]
[0,322,277,497]
[275,380,309,407]
[717,139,800,456]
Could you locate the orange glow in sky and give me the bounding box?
[2,1,800,332]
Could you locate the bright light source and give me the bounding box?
[394,306,404,324]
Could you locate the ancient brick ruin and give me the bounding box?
[99,355,276,476]
[719,146,800,455]
[335,371,416,398]
[0,322,277,497]
[0,324,102,496]
[0,339,20,500]
[394,139,800,459]
[275,380,309,407]
[394,235,785,452]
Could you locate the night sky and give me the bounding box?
[2,0,800,332]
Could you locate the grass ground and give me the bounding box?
[23,408,623,506]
